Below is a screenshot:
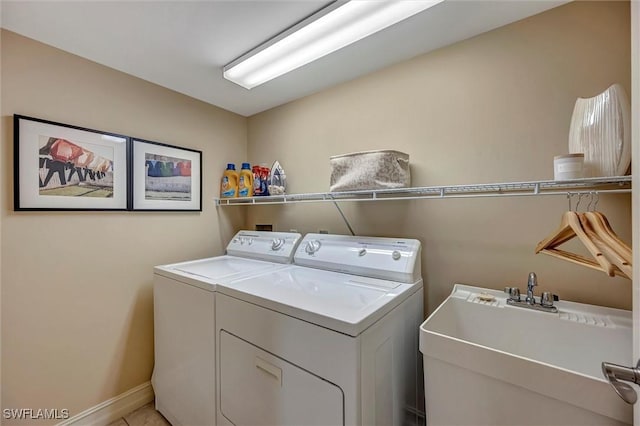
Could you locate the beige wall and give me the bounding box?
[0,0,633,421]
[246,1,633,313]
[1,30,247,423]
[0,4,4,420]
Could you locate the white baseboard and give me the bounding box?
[56,382,154,426]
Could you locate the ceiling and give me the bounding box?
[1,1,568,117]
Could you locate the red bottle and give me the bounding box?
[252,165,262,196]
[259,167,270,196]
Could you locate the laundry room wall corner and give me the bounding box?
[246,1,632,315]
[0,29,247,425]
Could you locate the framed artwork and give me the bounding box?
[130,138,202,211]
[14,114,129,211]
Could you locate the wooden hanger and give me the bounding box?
[579,213,631,279]
[535,211,578,251]
[535,211,616,277]
[584,211,632,265]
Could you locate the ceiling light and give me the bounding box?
[223,0,444,89]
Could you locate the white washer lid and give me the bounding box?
[219,265,422,336]
[154,256,288,292]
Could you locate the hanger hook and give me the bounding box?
[594,191,600,211]
[567,192,578,211]
[587,191,595,212]
[576,193,585,212]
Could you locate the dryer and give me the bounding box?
[215,233,424,426]
[152,230,302,426]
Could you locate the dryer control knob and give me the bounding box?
[359,248,367,257]
[305,240,321,255]
[271,238,284,251]
[392,250,402,261]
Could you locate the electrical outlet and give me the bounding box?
[255,224,273,231]
[319,229,329,234]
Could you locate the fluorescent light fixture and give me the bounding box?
[223,0,444,89]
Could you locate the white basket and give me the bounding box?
[329,150,411,192]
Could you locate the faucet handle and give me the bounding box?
[504,287,521,302]
[510,287,521,301]
[540,291,558,307]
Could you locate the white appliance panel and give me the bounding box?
[294,233,421,283]
[226,230,302,263]
[152,230,302,426]
[219,266,421,336]
[173,256,279,280]
[154,256,290,292]
[215,293,361,425]
[152,275,215,426]
[219,331,343,426]
[215,289,424,426]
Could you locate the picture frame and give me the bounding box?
[14,114,129,211]
[130,138,202,211]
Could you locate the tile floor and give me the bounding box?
[107,402,170,426]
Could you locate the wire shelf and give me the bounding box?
[215,176,632,206]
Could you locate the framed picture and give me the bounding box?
[130,138,202,211]
[14,115,129,211]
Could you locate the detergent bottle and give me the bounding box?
[259,166,270,196]
[220,163,238,198]
[252,165,262,196]
[238,163,253,197]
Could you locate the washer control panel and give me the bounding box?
[294,233,422,283]
[227,231,302,263]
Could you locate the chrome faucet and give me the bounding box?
[504,272,558,313]
[526,272,537,305]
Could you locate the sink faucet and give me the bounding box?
[504,272,558,314]
[526,272,537,304]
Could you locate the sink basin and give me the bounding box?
[420,284,632,426]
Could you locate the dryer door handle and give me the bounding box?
[255,357,282,386]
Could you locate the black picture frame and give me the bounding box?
[130,138,202,211]
[14,114,130,211]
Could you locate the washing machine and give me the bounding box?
[152,230,302,426]
[215,233,424,426]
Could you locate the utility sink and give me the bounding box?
[420,284,632,426]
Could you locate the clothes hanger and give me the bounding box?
[536,211,615,277]
[581,192,632,264]
[535,194,616,277]
[584,211,632,264]
[534,211,577,252]
[535,193,588,250]
[579,213,631,279]
[539,246,627,277]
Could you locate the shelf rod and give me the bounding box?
[215,188,631,205]
[214,176,631,206]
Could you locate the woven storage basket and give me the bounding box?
[329,150,410,192]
